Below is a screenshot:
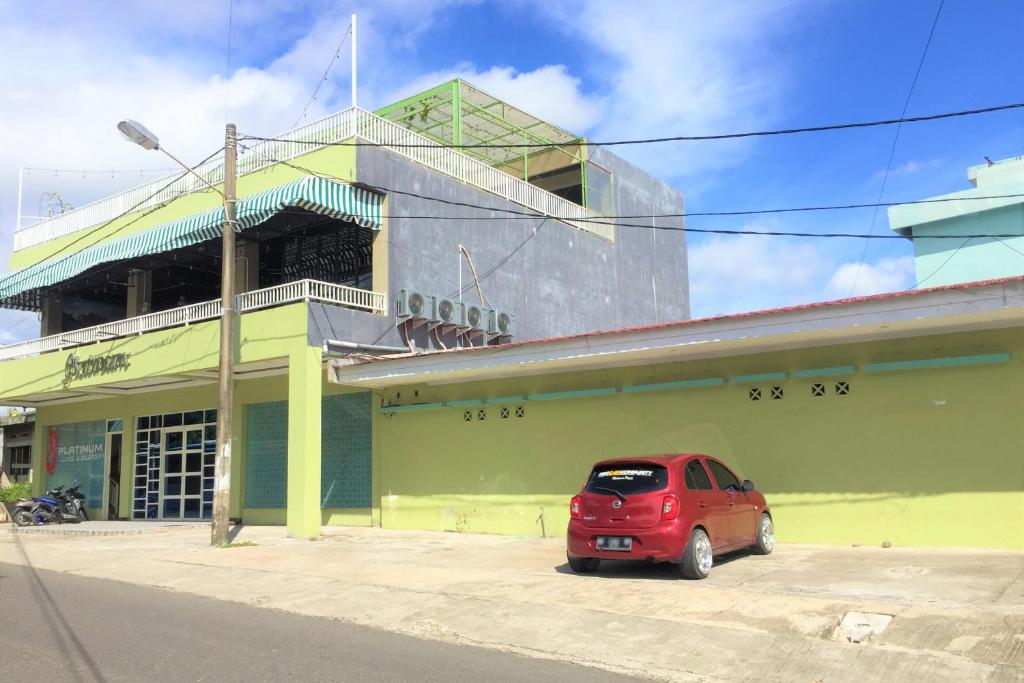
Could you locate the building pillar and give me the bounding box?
[126,270,152,318]
[40,294,62,336]
[286,345,322,538]
[235,240,259,294]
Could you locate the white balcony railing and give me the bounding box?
[14,107,610,251]
[0,279,386,362]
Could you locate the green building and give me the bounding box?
[2,82,1021,549]
[889,156,1024,287]
[0,80,688,538]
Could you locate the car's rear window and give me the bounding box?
[586,463,668,496]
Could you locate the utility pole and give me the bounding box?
[211,123,237,547]
[116,118,238,546]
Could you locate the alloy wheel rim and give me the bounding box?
[761,517,775,551]
[696,533,712,574]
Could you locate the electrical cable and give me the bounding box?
[292,23,352,128]
[242,101,1024,149]
[234,148,1024,241]
[457,245,489,306]
[912,236,974,289]
[850,0,945,295]
[23,167,178,175]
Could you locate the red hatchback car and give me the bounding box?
[567,454,774,579]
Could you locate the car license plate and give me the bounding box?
[596,536,632,551]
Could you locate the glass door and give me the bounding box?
[161,427,209,519]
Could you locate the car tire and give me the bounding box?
[679,528,713,580]
[751,513,775,555]
[567,554,600,573]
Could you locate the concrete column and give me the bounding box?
[40,295,62,336]
[126,270,152,317]
[235,240,259,293]
[286,345,322,539]
[372,197,389,306]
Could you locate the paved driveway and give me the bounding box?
[3,524,1022,682]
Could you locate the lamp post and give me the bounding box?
[118,120,237,547]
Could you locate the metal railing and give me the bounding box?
[0,279,386,362]
[15,106,611,250]
[236,279,385,314]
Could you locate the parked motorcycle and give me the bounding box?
[12,484,89,526]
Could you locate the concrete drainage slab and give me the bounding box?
[831,611,894,644]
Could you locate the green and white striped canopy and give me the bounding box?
[0,176,382,303]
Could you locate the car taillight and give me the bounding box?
[661,494,679,520]
[570,495,582,520]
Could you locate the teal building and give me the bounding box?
[888,156,1023,287]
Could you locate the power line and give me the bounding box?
[850,0,945,295]
[23,167,177,175]
[244,101,1024,149]
[292,22,352,128]
[239,146,1024,241]
[913,236,973,289]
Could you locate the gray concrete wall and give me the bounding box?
[351,145,688,349]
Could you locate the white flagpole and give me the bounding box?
[351,14,357,109]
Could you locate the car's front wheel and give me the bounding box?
[752,513,775,555]
[679,528,713,579]
[567,554,600,573]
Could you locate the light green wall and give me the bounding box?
[10,144,356,271]
[0,303,309,402]
[372,328,1024,548]
[888,157,1024,288]
[912,205,1024,287]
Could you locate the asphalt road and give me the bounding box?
[0,560,637,682]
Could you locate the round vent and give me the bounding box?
[438,299,455,323]
[466,305,482,328]
[496,312,512,335]
[408,292,425,316]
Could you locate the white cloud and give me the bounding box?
[535,0,799,182]
[688,232,916,317]
[827,256,915,297]
[688,231,833,317]
[869,158,943,184]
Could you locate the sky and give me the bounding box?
[0,0,1021,344]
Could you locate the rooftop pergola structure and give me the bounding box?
[375,79,593,205]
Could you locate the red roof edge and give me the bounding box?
[367,275,1024,363]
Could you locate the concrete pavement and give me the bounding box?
[2,524,1022,682]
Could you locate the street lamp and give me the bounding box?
[118,119,238,547]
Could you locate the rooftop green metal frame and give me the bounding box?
[375,79,589,195]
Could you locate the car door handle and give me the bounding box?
[728,502,735,507]
[697,501,707,508]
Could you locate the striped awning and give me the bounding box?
[0,176,382,303]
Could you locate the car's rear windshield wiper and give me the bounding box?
[591,486,627,502]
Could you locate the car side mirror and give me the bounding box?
[741,479,755,492]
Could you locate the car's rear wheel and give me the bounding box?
[679,528,713,579]
[752,513,775,555]
[567,554,600,573]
